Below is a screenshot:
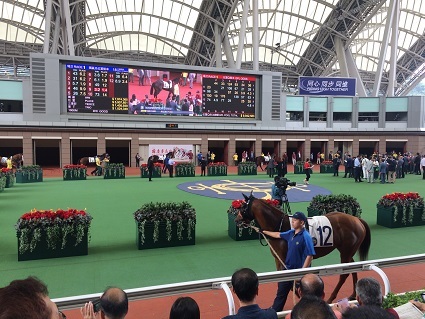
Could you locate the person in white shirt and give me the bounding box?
[420,155,425,180]
[168,157,175,177]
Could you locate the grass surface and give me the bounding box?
[0,172,424,298]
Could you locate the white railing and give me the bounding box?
[53,253,425,316]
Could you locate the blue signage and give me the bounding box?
[299,76,356,96]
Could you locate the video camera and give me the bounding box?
[275,177,296,190]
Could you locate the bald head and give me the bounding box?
[299,274,325,299]
[100,287,128,319]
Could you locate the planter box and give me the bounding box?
[0,176,5,192]
[136,220,195,249]
[175,168,195,177]
[377,205,425,228]
[5,174,15,188]
[104,167,125,179]
[16,170,43,183]
[293,165,304,174]
[141,167,162,178]
[320,165,334,173]
[63,169,87,180]
[237,165,257,175]
[17,231,88,261]
[228,214,260,241]
[207,166,227,176]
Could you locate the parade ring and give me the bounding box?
[177,179,332,202]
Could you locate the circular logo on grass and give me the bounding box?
[177,179,331,202]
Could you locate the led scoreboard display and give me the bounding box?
[65,62,258,118]
[66,64,129,114]
[202,74,256,118]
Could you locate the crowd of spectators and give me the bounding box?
[1,273,424,319]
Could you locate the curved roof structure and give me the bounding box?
[0,0,424,96]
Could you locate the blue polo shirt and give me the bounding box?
[279,228,315,270]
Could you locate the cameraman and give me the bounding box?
[272,176,284,205]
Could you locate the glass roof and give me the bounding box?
[0,0,425,92]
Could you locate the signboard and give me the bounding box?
[148,144,194,161]
[299,76,356,96]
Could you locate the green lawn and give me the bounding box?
[0,172,424,298]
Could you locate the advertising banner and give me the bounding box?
[299,76,356,96]
[149,144,194,161]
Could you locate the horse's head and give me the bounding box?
[231,193,256,226]
[152,155,159,162]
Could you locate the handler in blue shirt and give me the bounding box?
[260,212,315,312]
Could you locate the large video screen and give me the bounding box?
[65,63,257,118]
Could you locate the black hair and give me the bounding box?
[291,296,336,319]
[100,287,128,319]
[169,297,200,319]
[342,305,394,319]
[231,268,258,303]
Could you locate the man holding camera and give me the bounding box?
[81,287,128,319]
[259,212,315,312]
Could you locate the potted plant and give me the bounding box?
[1,167,15,188]
[15,165,43,183]
[227,199,280,240]
[175,163,195,177]
[293,161,305,174]
[140,163,162,178]
[62,164,87,180]
[320,160,334,173]
[104,163,125,179]
[207,162,227,176]
[382,290,425,309]
[377,192,425,228]
[307,194,362,217]
[237,162,257,175]
[134,201,196,249]
[15,208,92,261]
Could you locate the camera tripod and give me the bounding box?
[280,192,292,215]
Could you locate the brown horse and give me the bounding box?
[1,153,23,168]
[255,156,266,171]
[150,77,180,99]
[233,194,371,303]
[79,153,108,166]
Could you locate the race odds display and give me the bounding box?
[65,63,257,118]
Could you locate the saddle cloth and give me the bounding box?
[162,80,172,89]
[0,157,7,164]
[289,215,334,247]
[88,157,96,163]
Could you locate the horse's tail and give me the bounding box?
[358,218,371,261]
[150,83,154,95]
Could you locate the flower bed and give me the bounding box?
[140,163,162,178]
[63,164,87,180]
[377,192,425,228]
[104,163,125,179]
[207,162,227,176]
[0,175,5,192]
[15,165,43,183]
[237,162,257,175]
[227,199,280,240]
[1,167,15,188]
[307,194,362,217]
[320,160,334,173]
[15,208,92,261]
[134,201,196,249]
[175,163,195,177]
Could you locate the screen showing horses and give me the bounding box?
[65,63,257,118]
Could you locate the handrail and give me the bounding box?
[53,253,425,310]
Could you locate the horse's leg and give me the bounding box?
[326,254,354,303]
[349,258,358,300]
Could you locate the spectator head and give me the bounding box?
[291,295,336,319]
[342,305,394,319]
[169,296,200,319]
[0,276,60,319]
[100,287,128,319]
[355,277,382,307]
[299,274,325,299]
[274,176,280,183]
[231,268,259,303]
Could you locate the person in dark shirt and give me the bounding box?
[200,156,207,176]
[221,268,277,319]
